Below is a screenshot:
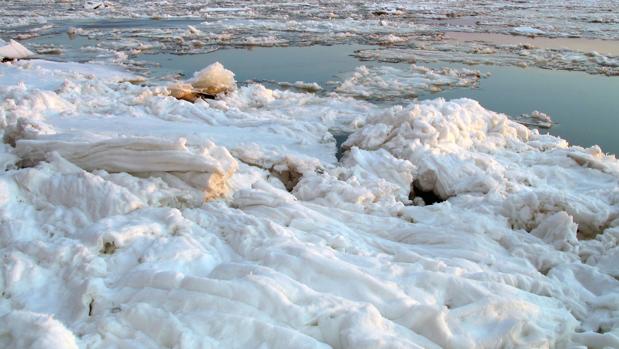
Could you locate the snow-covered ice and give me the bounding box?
[335,65,487,100]
[354,42,619,76]
[169,61,236,101]
[0,40,34,60]
[1,51,619,349]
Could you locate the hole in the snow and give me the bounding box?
[270,168,303,192]
[88,298,95,316]
[409,179,444,205]
[100,241,117,255]
[333,132,351,161]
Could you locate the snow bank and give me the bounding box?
[1,59,619,349]
[0,40,33,60]
[0,311,78,349]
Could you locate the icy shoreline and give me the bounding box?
[1,58,618,348]
[4,0,618,82]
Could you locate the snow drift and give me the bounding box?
[1,59,618,349]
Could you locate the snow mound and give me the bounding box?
[0,40,34,60]
[1,59,619,349]
[0,311,78,349]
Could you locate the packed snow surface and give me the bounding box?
[1,58,619,349]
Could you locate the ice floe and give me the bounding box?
[354,41,619,76]
[335,65,487,100]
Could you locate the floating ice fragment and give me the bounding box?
[277,80,322,92]
[84,1,111,10]
[512,26,545,36]
[514,110,554,129]
[187,25,203,35]
[336,64,486,100]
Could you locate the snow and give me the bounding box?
[190,62,237,95]
[354,43,619,76]
[335,65,486,99]
[169,62,236,101]
[0,40,34,60]
[1,40,619,349]
[0,311,79,349]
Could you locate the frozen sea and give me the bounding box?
[1,2,619,349]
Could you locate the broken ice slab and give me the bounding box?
[14,137,238,200]
[513,111,554,129]
[169,62,237,102]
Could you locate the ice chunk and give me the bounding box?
[276,80,323,92]
[0,39,34,59]
[169,62,237,101]
[0,143,18,170]
[12,153,145,222]
[15,137,231,174]
[512,26,545,36]
[15,137,238,200]
[514,110,554,129]
[190,62,236,95]
[530,211,579,251]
